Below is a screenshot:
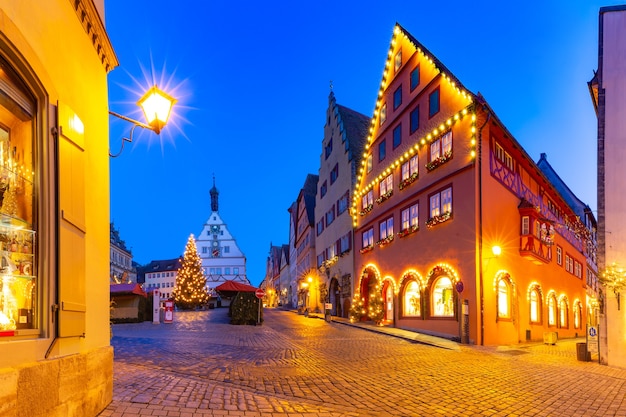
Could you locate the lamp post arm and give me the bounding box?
[108,111,155,158]
[109,110,153,131]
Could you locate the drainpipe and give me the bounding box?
[477,106,491,346]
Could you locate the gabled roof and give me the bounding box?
[328,91,369,166]
[536,153,595,225]
[301,174,318,226]
[110,283,146,297]
[142,258,182,273]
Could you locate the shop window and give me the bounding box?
[547,293,557,326]
[431,276,454,317]
[529,287,541,323]
[558,297,568,328]
[0,56,37,336]
[497,278,511,319]
[403,280,420,317]
[574,301,582,329]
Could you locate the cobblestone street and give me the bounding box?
[100,308,626,417]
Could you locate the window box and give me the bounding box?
[426,150,453,171]
[397,224,419,238]
[399,172,419,190]
[376,190,393,204]
[375,235,394,247]
[426,212,451,228]
[359,204,373,216]
[359,245,374,254]
[322,256,338,268]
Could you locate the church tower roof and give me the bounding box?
[210,175,219,212]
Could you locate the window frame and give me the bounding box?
[429,87,440,118]
[410,65,420,91]
[393,85,402,110]
[393,124,402,149]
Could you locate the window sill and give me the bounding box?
[426,212,451,228]
[426,150,452,171]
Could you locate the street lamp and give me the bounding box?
[109,85,177,157]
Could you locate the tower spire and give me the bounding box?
[210,174,219,212]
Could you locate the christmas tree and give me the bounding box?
[173,234,209,310]
[367,283,384,324]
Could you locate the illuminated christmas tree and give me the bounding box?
[173,234,209,310]
[367,283,384,324]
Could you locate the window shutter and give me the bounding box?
[57,102,86,337]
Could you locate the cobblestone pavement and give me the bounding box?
[99,308,626,417]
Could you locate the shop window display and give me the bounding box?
[432,276,453,317]
[403,280,420,317]
[0,58,36,335]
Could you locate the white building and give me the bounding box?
[142,258,181,302]
[196,178,248,291]
[590,5,626,369]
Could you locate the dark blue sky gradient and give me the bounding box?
[107,1,618,286]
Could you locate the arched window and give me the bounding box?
[574,301,582,329]
[403,280,421,317]
[559,298,568,328]
[431,276,454,317]
[548,294,557,326]
[497,279,511,319]
[529,288,541,323]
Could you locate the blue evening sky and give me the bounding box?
[106,1,619,287]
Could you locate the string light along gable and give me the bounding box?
[351,24,477,226]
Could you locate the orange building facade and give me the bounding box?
[352,25,598,346]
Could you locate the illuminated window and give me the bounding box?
[556,246,562,265]
[0,55,37,335]
[403,280,421,317]
[401,155,418,181]
[497,279,511,319]
[379,174,393,197]
[559,298,568,328]
[361,190,373,210]
[430,131,452,162]
[431,276,454,317]
[366,155,373,173]
[574,301,582,329]
[362,228,374,249]
[379,216,393,240]
[380,103,387,126]
[529,287,541,323]
[401,203,419,231]
[429,187,452,219]
[548,294,557,326]
[394,50,402,72]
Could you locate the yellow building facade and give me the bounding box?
[0,1,115,415]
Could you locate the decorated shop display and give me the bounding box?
[0,127,35,335]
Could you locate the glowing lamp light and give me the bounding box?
[109,84,177,157]
[138,85,177,134]
[492,246,502,257]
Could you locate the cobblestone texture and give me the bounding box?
[99,308,626,417]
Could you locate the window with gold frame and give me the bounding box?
[0,56,37,336]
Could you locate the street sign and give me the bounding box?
[588,325,599,354]
[255,288,266,299]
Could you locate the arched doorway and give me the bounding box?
[329,277,341,317]
[382,280,394,324]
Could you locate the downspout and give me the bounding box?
[477,106,491,346]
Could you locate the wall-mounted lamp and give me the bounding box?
[109,85,177,157]
[491,245,502,257]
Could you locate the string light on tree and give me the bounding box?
[173,234,209,310]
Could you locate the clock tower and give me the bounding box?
[195,177,249,292]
